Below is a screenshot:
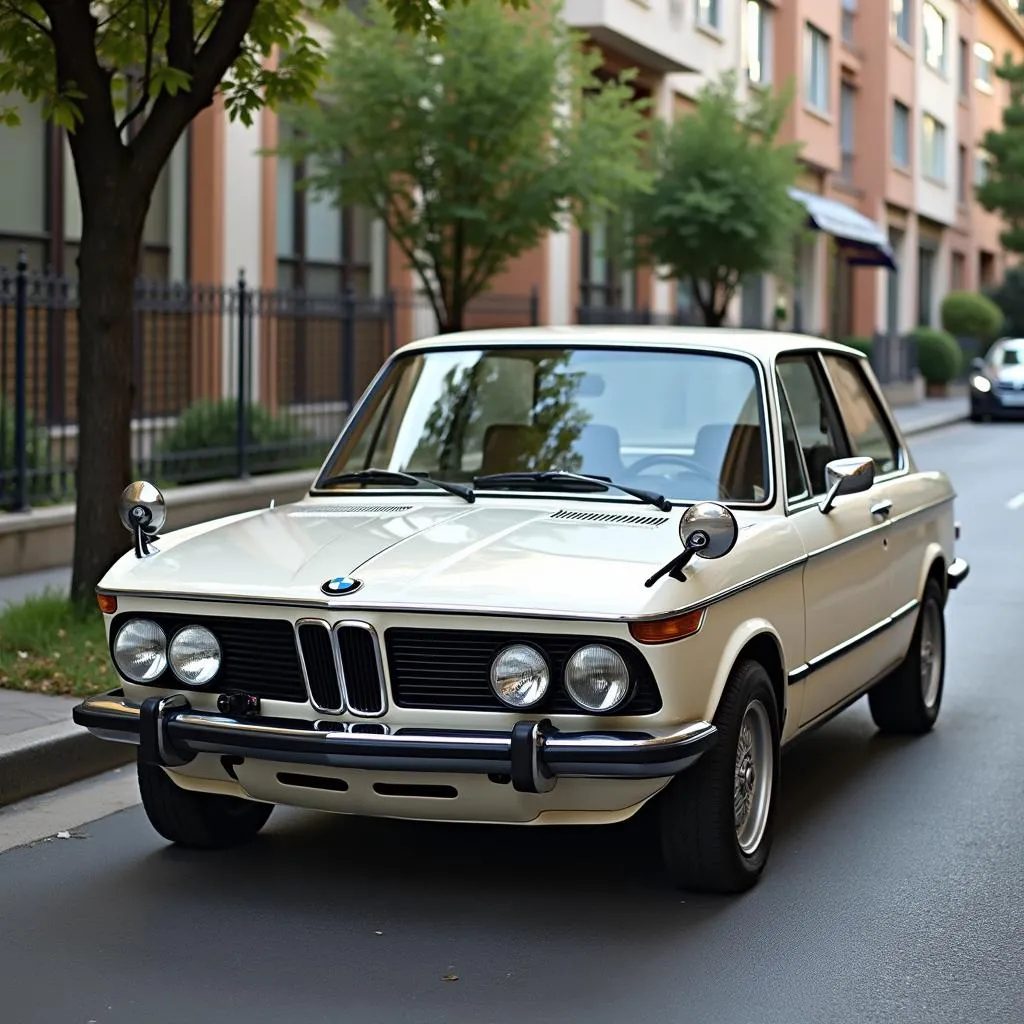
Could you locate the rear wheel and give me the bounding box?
[868,578,945,735]
[138,755,273,849]
[658,659,780,894]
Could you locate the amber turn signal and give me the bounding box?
[628,607,706,645]
[96,593,118,615]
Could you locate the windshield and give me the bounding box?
[316,345,770,504]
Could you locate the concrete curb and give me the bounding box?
[899,412,969,437]
[0,719,135,809]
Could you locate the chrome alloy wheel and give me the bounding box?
[920,599,943,709]
[733,699,773,855]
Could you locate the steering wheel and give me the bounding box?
[626,453,732,501]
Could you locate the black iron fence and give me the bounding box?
[0,254,539,510]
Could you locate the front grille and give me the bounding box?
[384,628,662,715]
[337,624,386,715]
[996,380,1022,392]
[109,612,307,702]
[297,622,343,712]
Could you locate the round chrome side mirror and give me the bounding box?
[119,481,166,557]
[679,501,738,560]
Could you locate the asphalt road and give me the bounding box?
[2,419,1022,1024]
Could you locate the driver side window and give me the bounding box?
[776,355,848,498]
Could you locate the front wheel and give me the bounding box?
[658,659,780,894]
[868,578,945,735]
[138,755,274,849]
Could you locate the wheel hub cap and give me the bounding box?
[920,601,943,709]
[733,699,773,856]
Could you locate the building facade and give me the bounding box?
[2,0,1024,351]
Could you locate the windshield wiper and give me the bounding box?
[317,468,475,503]
[473,470,671,512]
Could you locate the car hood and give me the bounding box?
[996,364,1024,383]
[101,497,792,619]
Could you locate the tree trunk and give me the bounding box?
[69,186,148,606]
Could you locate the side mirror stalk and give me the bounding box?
[644,501,739,588]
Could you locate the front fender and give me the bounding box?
[702,618,787,725]
[915,540,948,602]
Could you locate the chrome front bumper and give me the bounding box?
[948,557,970,591]
[73,690,717,795]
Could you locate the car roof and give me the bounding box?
[398,325,865,362]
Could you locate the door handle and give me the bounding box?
[870,499,893,518]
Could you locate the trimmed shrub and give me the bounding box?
[985,268,1024,341]
[908,326,962,384]
[940,290,1004,342]
[840,335,873,358]
[154,399,317,485]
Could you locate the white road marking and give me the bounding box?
[1007,491,1024,510]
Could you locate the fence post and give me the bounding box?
[236,268,249,479]
[529,286,539,326]
[341,286,356,414]
[13,250,29,512]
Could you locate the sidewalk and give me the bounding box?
[0,392,971,808]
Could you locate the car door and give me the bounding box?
[818,352,922,660]
[775,354,895,727]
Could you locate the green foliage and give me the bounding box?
[909,326,962,384]
[630,71,807,327]
[154,398,317,484]
[940,289,1004,341]
[278,0,651,332]
[0,401,49,501]
[841,336,873,357]
[985,267,1024,340]
[976,52,1024,254]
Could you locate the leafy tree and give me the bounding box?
[278,0,651,334]
[0,0,520,605]
[630,71,806,327]
[985,267,1024,340]
[976,53,1024,254]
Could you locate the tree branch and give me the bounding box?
[0,0,51,35]
[131,0,259,180]
[116,0,162,134]
[166,0,195,74]
[38,1,122,159]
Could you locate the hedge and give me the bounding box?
[908,326,962,384]
[940,290,1004,342]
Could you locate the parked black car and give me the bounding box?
[970,338,1024,422]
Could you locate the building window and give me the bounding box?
[841,0,857,46]
[580,211,635,311]
[975,150,990,186]
[923,3,947,76]
[975,42,994,89]
[951,252,966,290]
[839,82,856,182]
[921,114,947,181]
[918,244,936,326]
[959,37,969,96]
[695,0,721,31]
[804,24,831,113]
[275,122,378,296]
[745,1,773,85]
[892,100,911,168]
[0,92,183,280]
[958,144,968,203]
[892,0,911,45]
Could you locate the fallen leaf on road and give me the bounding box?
[443,973,459,982]
[374,930,383,935]
[56,831,71,839]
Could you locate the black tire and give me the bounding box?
[969,412,982,423]
[138,755,273,849]
[658,659,781,894]
[868,578,945,735]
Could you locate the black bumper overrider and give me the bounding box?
[73,690,718,795]
[947,557,970,591]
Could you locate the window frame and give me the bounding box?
[974,41,994,90]
[774,349,907,514]
[891,0,911,45]
[745,0,774,86]
[695,0,722,32]
[921,113,947,182]
[819,353,903,478]
[804,23,832,114]
[922,2,948,76]
[892,100,911,169]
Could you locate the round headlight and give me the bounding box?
[490,644,549,708]
[564,645,630,712]
[112,619,168,683]
[971,374,992,393]
[169,625,222,686]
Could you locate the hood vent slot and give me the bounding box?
[289,504,414,516]
[548,509,669,527]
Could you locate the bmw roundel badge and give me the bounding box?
[321,576,363,596]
